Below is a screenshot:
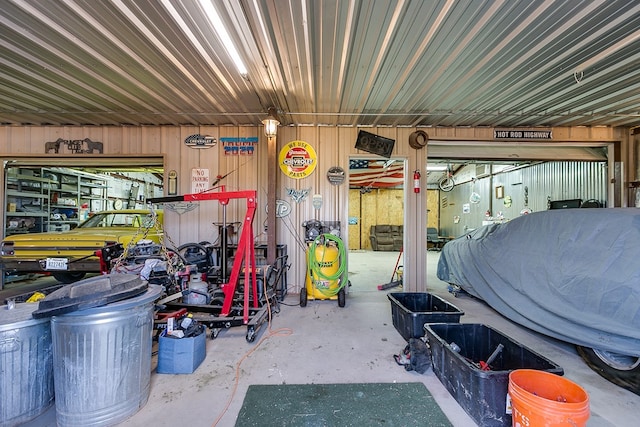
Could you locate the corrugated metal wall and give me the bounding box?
[273,125,425,292]
[439,161,608,237]
[0,124,427,292]
[0,124,628,293]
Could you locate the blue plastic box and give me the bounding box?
[157,329,206,374]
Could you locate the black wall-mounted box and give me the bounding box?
[355,130,395,158]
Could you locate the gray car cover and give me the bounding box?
[437,208,640,356]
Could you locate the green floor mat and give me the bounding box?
[235,382,453,427]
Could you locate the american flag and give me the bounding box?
[349,159,404,188]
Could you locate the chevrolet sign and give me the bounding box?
[185,134,217,148]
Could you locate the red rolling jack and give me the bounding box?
[148,187,275,343]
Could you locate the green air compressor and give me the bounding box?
[300,232,347,308]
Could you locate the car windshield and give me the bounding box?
[79,212,154,229]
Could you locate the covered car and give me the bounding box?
[1,209,163,283]
[437,208,640,394]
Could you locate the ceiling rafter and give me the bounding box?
[0,0,639,127]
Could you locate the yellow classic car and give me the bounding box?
[1,209,163,283]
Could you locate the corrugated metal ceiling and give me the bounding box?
[1,0,640,128]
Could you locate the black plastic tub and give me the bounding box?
[387,292,464,341]
[424,323,564,427]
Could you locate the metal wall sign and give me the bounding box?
[164,202,198,215]
[275,200,291,217]
[494,129,552,139]
[285,187,310,203]
[279,140,317,178]
[185,134,217,148]
[312,194,323,210]
[326,166,345,185]
[168,170,178,195]
[265,200,292,218]
[221,136,258,155]
[44,138,103,154]
[191,168,209,193]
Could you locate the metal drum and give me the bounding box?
[0,302,54,427]
[51,285,161,427]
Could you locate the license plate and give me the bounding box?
[45,257,68,270]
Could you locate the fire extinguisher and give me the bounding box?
[413,170,421,193]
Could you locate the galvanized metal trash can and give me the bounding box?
[0,302,54,427]
[51,284,161,427]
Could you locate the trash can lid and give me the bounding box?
[52,284,163,317]
[0,302,48,330]
[32,273,149,318]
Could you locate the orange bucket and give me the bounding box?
[509,369,590,427]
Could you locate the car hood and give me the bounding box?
[5,227,142,243]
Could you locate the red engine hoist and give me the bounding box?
[148,187,271,342]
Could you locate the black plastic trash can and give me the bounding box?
[387,292,464,341]
[424,323,564,427]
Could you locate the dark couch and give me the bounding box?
[370,225,403,251]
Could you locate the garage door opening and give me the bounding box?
[1,156,164,287]
[425,141,615,239]
[2,157,164,237]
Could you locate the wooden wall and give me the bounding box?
[427,189,440,229]
[348,188,404,250]
[347,189,361,250]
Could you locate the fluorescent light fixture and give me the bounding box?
[427,165,447,171]
[199,0,247,75]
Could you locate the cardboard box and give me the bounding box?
[7,203,16,212]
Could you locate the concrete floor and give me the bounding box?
[7,250,640,426]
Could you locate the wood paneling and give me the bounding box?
[348,189,361,250]
[364,189,403,249]
[427,190,440,229]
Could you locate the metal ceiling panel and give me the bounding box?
[0,0,639,127]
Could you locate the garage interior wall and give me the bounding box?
[438,160,608,237]
[0,124,630,294]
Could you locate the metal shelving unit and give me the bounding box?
[44,167,108,231]
[4,170,51,235]
[4,167,108,235]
